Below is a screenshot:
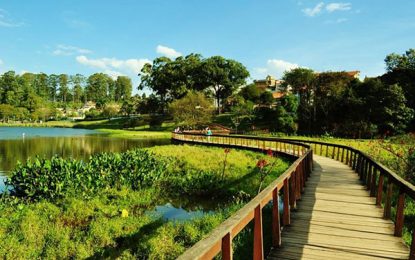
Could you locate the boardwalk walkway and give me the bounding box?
[268,155,409,260]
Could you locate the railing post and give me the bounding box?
[345,149,350,165]
[222,233,232,260]
[253,205,264,260]
[370,168,377,197]
[272,188,281,247]
[366,164,372,190]
[352,151,357,168]
[289,174,296,210]
[395,187,405,237]
[336,147,340,161]
[376,172,384,206]
[283,178,290,226]
[384,178,393,219]
[341,148,345,163]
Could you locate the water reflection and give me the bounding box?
[0,135,170,174]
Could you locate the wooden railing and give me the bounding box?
[173,133,313,259]
[281,138,415,260]
[173,133,415,259]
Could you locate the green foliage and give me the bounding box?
[169,91,214,127]
[7,149,167,201]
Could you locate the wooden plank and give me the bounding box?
[267,155,409,260]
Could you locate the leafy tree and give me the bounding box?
[139,54,204,111]
[70,74,86,104]
[385,49,415,71]
[48,74,59,102]
[102,102,121,119]
[239,83,262,103]
[115,76,132,102]
[230,99,255,132]
[59,74,69,104]
[282,68,316,133]
[199,56,249,113]
[355,78,413,135]
[382,49,415,130]
[34,73,49,99]
[275,94,299,133]
[0,71,20,105]
[121,95,140,116]
[0,104,15,122]
[313,71,356,132]
[169,91,214,127]
[86,73,113,107]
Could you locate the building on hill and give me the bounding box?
[254,75,284,91]
[254,75,286,102]
[346,70,360,78]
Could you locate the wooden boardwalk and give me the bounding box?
[268,155,409,260]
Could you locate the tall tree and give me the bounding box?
[115,76,132,102]
[59,74,69,103]
[86,73,113,107]
[48,74,59,102]
[198,56,249,113]
[70,74,86,104]
[0,71,20,105]
[282,68,316,133]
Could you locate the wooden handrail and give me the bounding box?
[173,133,312,260]
[173,133,414,259]
[281,138,415,260]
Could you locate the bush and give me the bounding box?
[7,149,167,201]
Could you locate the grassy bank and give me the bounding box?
[1,145,290,259]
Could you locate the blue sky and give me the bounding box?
[0,0,414,94]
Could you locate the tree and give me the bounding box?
[139,54,204,111]
[282,68,316,133]
[70,74,86,104]
[356,78,413,135]
[59,74,69,104]
[275,94,299,133]
[199,56,249,113]
[34,73,49,99]
[0,71,20,105]
[86,73,113,107]
[169,91,214,127]
[239,83,262,103]
[313,71,356,132]
[102,102,121,119]
[230,99,255,133]
[115,76,132,102]
[385,49,415,71]
[48,74,59,102]
[382,49,415,130]
[0,104,15,122]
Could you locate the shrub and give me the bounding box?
[7,149,167,201]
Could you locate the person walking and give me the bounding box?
[206,127,212,142]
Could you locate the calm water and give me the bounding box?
[0,127,170,191]
[0,127,215,221]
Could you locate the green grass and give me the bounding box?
[99,129,172,139]
[0,144,290,259]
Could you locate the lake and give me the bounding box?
[0,127,170,191]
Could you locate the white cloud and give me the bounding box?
[0,59,3,65]
[253,59,299,79]
[156,45,182,59]
[326,3,352,12]
[76,55,151,75]
[0,9,24,27]
[302,2,324,17]
[53,44,92,56]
